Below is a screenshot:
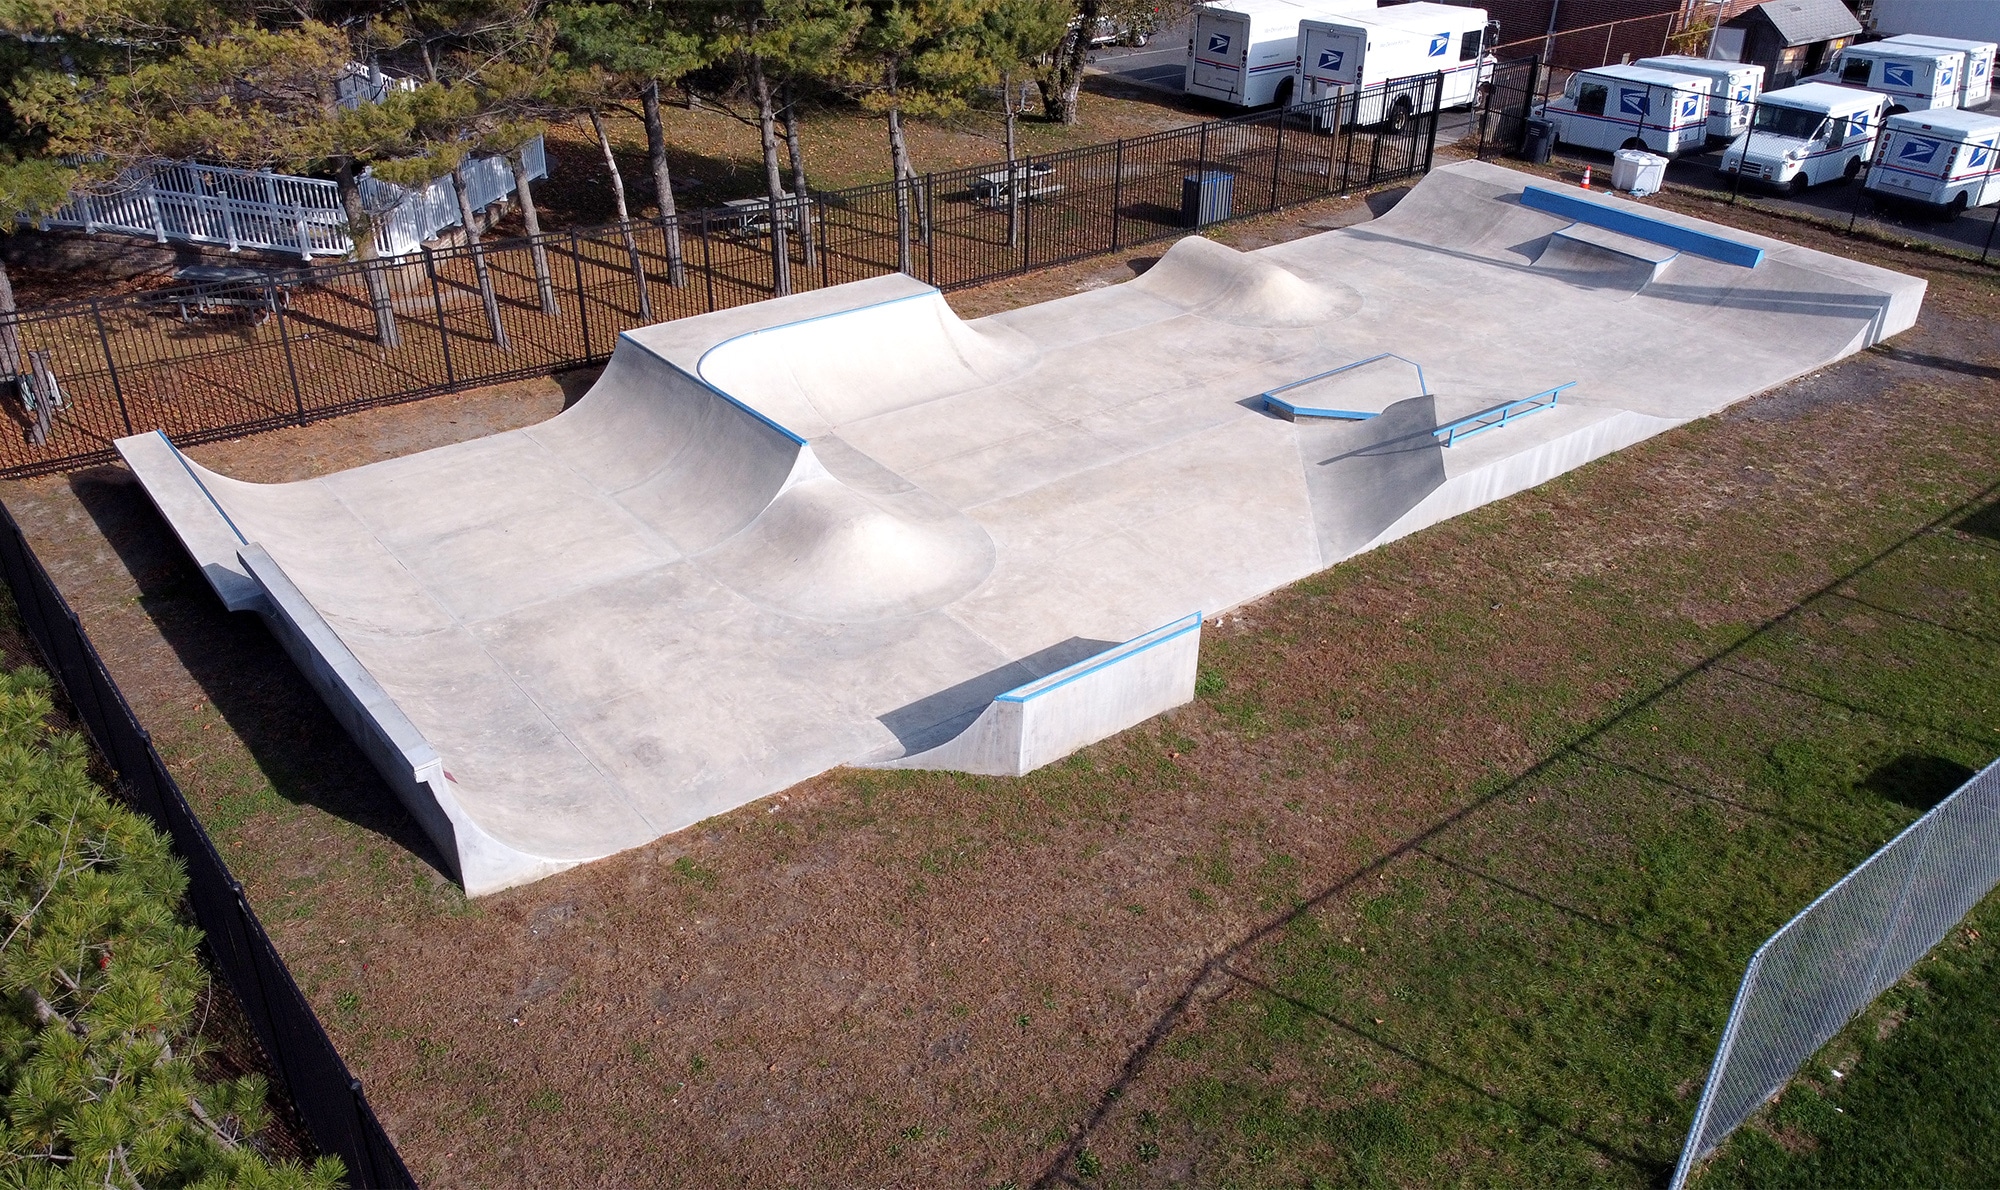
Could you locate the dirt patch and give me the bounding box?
[0,188,1996,1186]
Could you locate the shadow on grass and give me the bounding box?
[1035,474,2000,1189]
[62,464,450,878]
[1862,754,1975,814]
[1957,497,2000,545]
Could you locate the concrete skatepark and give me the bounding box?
[117,160,1926,895]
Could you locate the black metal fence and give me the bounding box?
[0,75,1443,478]
[0,501,414,1187]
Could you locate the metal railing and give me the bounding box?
[0,501,414,1187]
[0,76,1443,479]
[1433,382,1571,447]
[1671,755,2000,1188]
[35,137,547,260]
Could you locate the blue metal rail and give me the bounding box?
[1258,352,1428,421]
[1433,383,1575,447]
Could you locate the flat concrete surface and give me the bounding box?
[121,160,1926,894]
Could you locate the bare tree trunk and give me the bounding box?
[450,159,509,350]
[509,150,559,316]
[750,54,793,297]
[0,255,19,378]
[1041,0,1097,125]
[887,59,914,275]
[782,77,818,273]
[641,79,687,287]
[1004,69,1022,248]
[591,109,653,320]
[335,159,398,348]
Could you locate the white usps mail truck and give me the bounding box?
[1294,3,1495,130]
[1878,33,1995,108]
[1806,42,1964,112]
[1536,64,1712,156]
[1635,56,1765,141]
[1865,107,2000,211]
[1719,83,1888,192]
[1184,0,1377,108]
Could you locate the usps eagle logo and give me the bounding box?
[1680,95,1700,118]
[1898,138,1940,164]
[1884,63,1915,88]
[1971,144,1993,168]
[1318,48,1344,71]
[1208,33,1230,53]
[1619,89,1648,116]
[1941,66,1955,86]
[1428,33,1449,56]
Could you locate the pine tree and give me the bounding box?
[0,659,344,1188]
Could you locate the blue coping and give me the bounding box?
[1258,352,1428,421]
[1433,383,1575,447]
[158,430,249,544]
[674,286,945,447]
[997,612,1203,703]
[1520,186,1765,268]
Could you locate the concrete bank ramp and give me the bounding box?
[119,159,1929,896]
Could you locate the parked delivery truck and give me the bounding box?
[1535,64,1712,157]
[1719,83,1887,192]
[1294,3,1495,130]
[1184,0,1377,108]
[1806,41,1964,113]
[1879,33,1995,108]
[1865,107,2000,212]
[1635,56,1765,141]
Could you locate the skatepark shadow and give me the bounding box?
[877,636,1118,754]
[1958,498,2000,544]
[60,465,452,878]
[1863,753,1975,814]
[557,364,605,409]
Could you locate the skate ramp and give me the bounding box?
[1130,234,1363,327]
[121,159,1928,895]
[1533,224,1681,294]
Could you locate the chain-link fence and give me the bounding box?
[1671,756,2000,1188]
[0,74,1443,480]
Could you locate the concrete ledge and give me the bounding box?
[875,613,1202,777]
[115,432,264,612]
[1521,185,1766,268]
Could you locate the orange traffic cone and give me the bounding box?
[1581,166,1592,190]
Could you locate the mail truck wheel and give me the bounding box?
[1843,156,1862,180]
[1621,137,1646,151]
[1387,95,1413,132]
[1789,174,1809,197]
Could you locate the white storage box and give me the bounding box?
[1612,149,1667,197]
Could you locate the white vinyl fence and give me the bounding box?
[1672,755,2000,1187]
[32,136,546,260]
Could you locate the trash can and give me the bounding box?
[1182,170,1235,228]
[1612,148,1668,197]
[1521,117,1554,165]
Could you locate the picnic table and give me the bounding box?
[720,193,816,235]
[162,265,299,324]
[969,164,1060,207]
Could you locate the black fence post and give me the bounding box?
[422,247,456,388]
[1111,139,1125,251]
[569,233,593,357]
[1422,74,1443,173]
[272,297,307,426]
[1269,110,1286,210]
[700,211,717,313]
[818,197,832,289]
[1022,174,1033,272]
[88,300,133,435]
[925,173,937,285]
